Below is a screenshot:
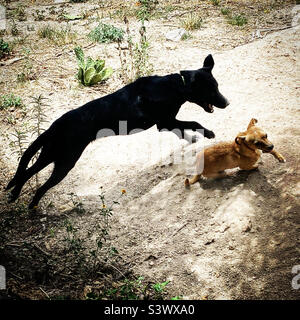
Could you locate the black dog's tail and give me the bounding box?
[6,131,48,190]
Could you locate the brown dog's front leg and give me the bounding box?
[270,149,286,163]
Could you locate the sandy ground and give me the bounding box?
[0,1,299,299]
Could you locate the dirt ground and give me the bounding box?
[0,0,299,300]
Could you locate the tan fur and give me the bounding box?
[185,118,286,186]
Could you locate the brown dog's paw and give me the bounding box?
[278,155,286,163]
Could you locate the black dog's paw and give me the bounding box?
[204,130,215,139]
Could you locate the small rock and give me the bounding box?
[166,28,187,42]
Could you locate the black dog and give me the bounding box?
[6,54,229,209]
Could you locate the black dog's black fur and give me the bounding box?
[6,54,229,208]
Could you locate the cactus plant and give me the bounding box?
[74,47,113,86]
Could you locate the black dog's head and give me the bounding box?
[180,54,229,113]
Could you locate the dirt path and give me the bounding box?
[62,15,299,299]
[0,2,299,299]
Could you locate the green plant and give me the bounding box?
[0,94,23,110]
[220,7,230,16]
[38,25,77,45]
[152,280,170,298]
[63,219,84,255]
[181,13,203,31]
[118,18,153,83]
[74,46,113,86]
[9,128,28,160]
[90,187,124,262]
[210,0,220,6]
[136,0,158,22]
[68,192,86,214]
[9,4,27,22]
[17,48,34,82]
[34,9,46,21]
[0,38,10,59]
[88,22,124,43]
[228,14,247,26]
[181,32,192,41]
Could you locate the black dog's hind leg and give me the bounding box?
[8,155,52,203]
[28,155,82,209]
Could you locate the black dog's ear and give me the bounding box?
[202,54,214,71]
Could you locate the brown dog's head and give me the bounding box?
[235,118,274,152]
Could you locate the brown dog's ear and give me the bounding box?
[247,118,258,130]
[235,136,246,145]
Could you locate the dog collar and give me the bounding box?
[181,75,186,86]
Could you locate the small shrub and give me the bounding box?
[220,7,230,16]
[0,38,10,59]
[228,14,248,26]
[74,46,113,86]
[0,94,23,110]
[136,0,158,22]
[181,13,203,31]
[88,22,124,43]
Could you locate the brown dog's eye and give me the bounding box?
[264,134,268,139]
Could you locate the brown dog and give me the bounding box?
[185,118,286,186]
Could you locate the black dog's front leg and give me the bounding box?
[157,119,215,141]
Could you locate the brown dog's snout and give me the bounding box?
[266,144,274,151]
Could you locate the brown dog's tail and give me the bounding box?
[185,175,201,187]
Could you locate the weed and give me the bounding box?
[118,18,153,83]
[88,22,124,44]
[63,219,85,255]
[181,32,192,41]
[181,13,203,31]
[210,0,220,6]
[68,192,86,215]
[8,4,27,22]
[11,20,19,36]
[220,7,231,16]
[136,0,158,22]
[228,14,248,26]
[34,9,46,21]
[0,94,23,110]
[152,280,170,299]
[38,25,77,45]
[0,38,10,59]
[9,127,28,161]
[17,48,34,83]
